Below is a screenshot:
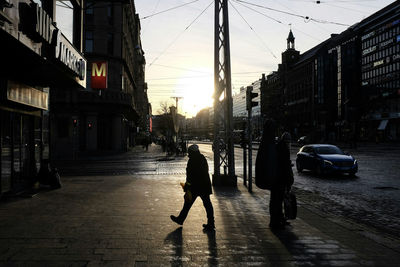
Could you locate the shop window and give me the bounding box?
[42,110,49,160]
[12,114,21,179]
[1,111,12,193]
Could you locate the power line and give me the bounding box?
[148,0,214,67]
[234,0,351,26]
[322,2,372,14]
[230,0,277,59]
[140,0,200,20]
[147,74,212,81]
[151,64,212,74]
[233,0,322,42]
[142,0,161,35]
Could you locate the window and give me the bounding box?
[107,33,114,55]
[107,4,114,25]
[86,0,94,15]
[85,31,93,53]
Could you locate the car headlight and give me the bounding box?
[324,160,333,166]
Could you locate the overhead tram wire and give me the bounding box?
[275,0,334,35]
[142,0,161,35]
[148,0,214,68]
[151,63,267,75]
[321,2,373,14]
[147,74,212,81]
[140,0,201,20]
[229,0,277,59]
[151,64,212,74]
[233,0,323,42]
[234,0,351,26]
[234,0,322,41]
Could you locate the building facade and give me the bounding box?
[261,1,400,142]
[51,0,149,158]
[0,0,86,194]
[359,3,400,141]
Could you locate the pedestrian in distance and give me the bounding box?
[170,144,215,231]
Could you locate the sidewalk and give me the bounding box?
[0,146,399,266]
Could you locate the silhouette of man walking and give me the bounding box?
[170,144,215,230]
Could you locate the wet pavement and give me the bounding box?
[197,143,400,238]
[0,145,399,266]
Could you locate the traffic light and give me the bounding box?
[88,122,93,130]
[246,86,258,111]
[73,119,78,127]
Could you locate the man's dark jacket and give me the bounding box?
[186,152,212,195]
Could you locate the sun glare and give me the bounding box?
[178,70,214,118]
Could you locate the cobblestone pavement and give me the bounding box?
[0,145,399,266]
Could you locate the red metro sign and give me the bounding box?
[91,62,108,89]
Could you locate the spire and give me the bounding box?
[287,29,295,50]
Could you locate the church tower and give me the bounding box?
[281,30,300,67]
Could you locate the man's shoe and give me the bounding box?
[202,223,215,231]
[170,215,183,225]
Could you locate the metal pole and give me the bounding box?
[243,141,247,186]
[213,0,235,185]
[248,108,252,193]
[222,0,235,181]
[213,0,220,181]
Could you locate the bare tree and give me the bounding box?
[157,101,170,115]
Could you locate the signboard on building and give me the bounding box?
[91,62,108,89]
[7,81,48,110]
[19,2,87,87]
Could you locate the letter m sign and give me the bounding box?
[91,62,107,89]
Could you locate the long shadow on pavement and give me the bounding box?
[203,228,219,266]
[212,186,291,266]
[164,227,183,265]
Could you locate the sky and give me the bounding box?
[135,0,396,117]
[55,0,396,118]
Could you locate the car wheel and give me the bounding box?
[296,161,303,172]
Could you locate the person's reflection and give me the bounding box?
[165,227,183,265]
[204,228,218,265]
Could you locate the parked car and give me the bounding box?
[296,144,358,176]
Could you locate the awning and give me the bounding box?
[377,119,388,130]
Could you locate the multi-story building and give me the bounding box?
[261,1,400,142]
[358,2,400,141]
[51,0,148,158]
[0,0,86,194]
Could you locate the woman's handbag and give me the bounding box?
[284,190,297,220]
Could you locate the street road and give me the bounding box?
[197,143,400,238]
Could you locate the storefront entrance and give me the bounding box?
[0,110,47,194]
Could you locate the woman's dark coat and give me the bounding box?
[186,152,212,195]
